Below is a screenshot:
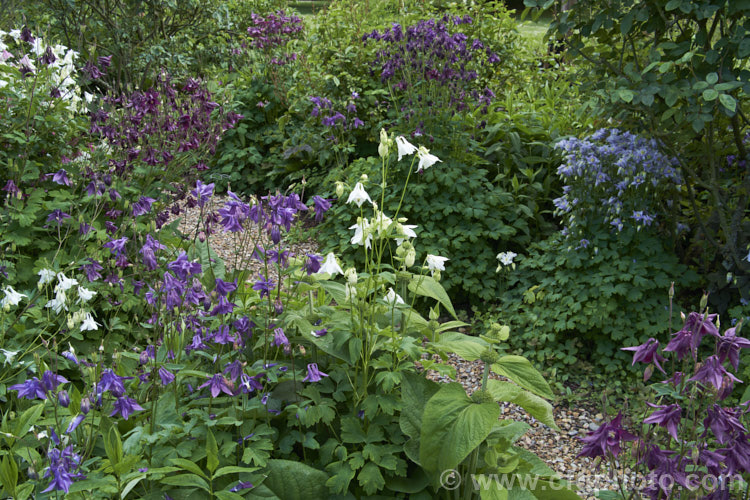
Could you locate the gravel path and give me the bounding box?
[172,195,628,499]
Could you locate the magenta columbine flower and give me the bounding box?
[716,326,750,371]
[621,338,666,375]
[110,396,144,420]
[303,363,328,383]
[688,355,742,390]
[578,411,637,459]
[643,403,682,441]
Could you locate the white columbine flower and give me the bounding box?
[45,290,68,314]
[77,287,96,303]
[80,312,100,331]
[349,218,373,249]
[384,287,405,305]
[347,182,372,208]
[317,253,344,276]
[371,210,393,237]
[1,286,26,309]
[416,146,441,172]
[0,348,18,366]
[425,254,449,276]
[496,251,518,267]
[396,136,417,161]
[395,224,418,245]
[55,272,78,293]
[38,269,56,287]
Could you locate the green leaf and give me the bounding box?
[357,462,385,495]
[121,475,146,499]
[214,465,260,478]
[420,383,500,473]
[492,356,554,399]
[408,275,457,319]
[170,458,209,480]
[705,72,719,85]
[160,473,211,492]
[477,478,508,500]
[105,425,124,467]
[617,89,634,103]
[702,88,719,101]
[719,94,736,113]
[262,459,328,500]
[207,428,219,475]
[486,380,559,431]
[435,332,490,361]
[215,491,246,500]
[0,454,18,496]
[13,404,44,437]
[400,373,441,464]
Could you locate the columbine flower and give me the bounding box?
[38,269,56,287]
[80,312,99,331]
[316,253,343,276]
[45,291,68,314]
[55,273,78,292]
[396,136,417,161]
[425,254,449,276]
[51,169,71,186]
[496,251,517,267]
[643,403,682,441]
[385,287,405,305]
[158,367,175,386]
[416,146,441,172]
[303,363,328,382]
[191,180,215,208]
[272,327,289,347]
[689,355,741,389]
[350,218,373,249]
[1,348,18,366]
[9,378,47,400]
[347,182,372,207]
[312,196,332,223]
[230,481,254,492]
[198,374,234,398]
[77,287,96,303]
[1,286,26,309]
[621,338,666,375]
[312,328,327,338]
[578,411,637,458]
[716,326,750,371]
[110,396,144,420]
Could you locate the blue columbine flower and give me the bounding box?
[303,363,328,383]
[252,278,274,298]
[272,327,289,347]
[110,396,144,420]
[10,377,47,400]
[198,374,235,398]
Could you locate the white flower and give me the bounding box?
[396,136,417,161]
[344,267,358,285]
[1,286,26,309]
[416,146,441,172]
[55,272,78,292]
[371,210,393,237]
[345,283,357,301]
[384,287,405,305]
[349,218,373,249]
[425,254,449,275]
[496,251,518,267]
[316,253,344,276]
[45,290,68,314]
[8,29,21,41]
[347,182,372,208]
[38,269,56,287]
[80,312,100,331]
[84,91,95,104]
[77,287,96,303]
[0,348,18,366]
[395,224,418,245]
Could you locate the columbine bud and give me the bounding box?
[274,299,284,315]
[335,182,345,198]
[80,397,91,415]
[378,128,390,158]
[428,307,438,321]
[668,282,674,300]
[58,390,70,408]
[360,174,368,182]
[405,246,416,268]
[67,315,75,330]
[344,267,358,285]
[700,292,709,311]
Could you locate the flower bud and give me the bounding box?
[700,292,709,311]
[344,267,358,285]
[58,390,70,408]
[360,174,368,182]
[405,247,416,268]
[428,307,438,321]
[335,182,345,198]
[80,397,91,415]
[668,282,674,300]
[274,299,284,315]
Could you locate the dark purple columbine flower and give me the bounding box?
[272,327,289,347]
[704,404,747,444]
[312,328,327,338]
[98,369,132,397]
[52,169,71,186]
[47,210,71,225]
[683,311,720,350]
[240,373,264,393]
[2,179,19,195]
[642,403,682,441]
[66,414,86,434]
[139,234,166,271]
[716,326,750,371]
[158,367,175,386]
[79,223,93,236]
[224,360,244,381]
[103,236,128,256]
[214,278,237,297]
[10,377,47,399]
[110,396,144,420]
[132,196,156,217]
[98,55,112,67]
[230,481,254,492]
[80,258,103,281]
[168,252,202,280]
[303,363,328,383]
[42,463,75,493]
[621,338,666,376]
[663,328,694,361]
[252,278,274,298]
[718,433,750,475]
[638,443,675,470]
[198,374,235,398]
[578,411,637,459]
[305,254,323,275]
[191,180,214,208]
[311,195,332,223]
[210,296,236,316]
[42,371,69,392]
[233,316,253,336]
[689,355,742,390]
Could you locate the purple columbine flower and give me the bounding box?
[704,404,747,444]
[210,296,236,316]
[240,373,264,393]
[80,258,103,281]
[158,367,175,386]
[578,411,637,459]
[198,374,235,398]
[52,169,71,186]
[717,433,750,475]
[224,360,243,381]
[689,355,741,390]
[2,179,19,195]
[47,210,71,225]
[663,328,694,361]
[66,414,86,434]
[191,180,214,208]
[132,196,156,217]
[716,326,750,371]
[233,316,253,335]
[312,328,327,338]
[103,236,128,256]
[9,377,47,400]
[110,396,144,420]
[272,327,289,347]
[252,278,274,298]
[167,252,202,280]
[305,254,323,275]
[683,312,721,350]
[643,403,682,441]
[41,371,69,392]
[230,481,254,492]
[622,338,666,376]
[311,196,332,223]
[303,363,328,383]
[214,278,237,296]
[98,369,132,397]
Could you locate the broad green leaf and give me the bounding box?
[13,404,44,437]
[719,93,736,113]
[170,458,209,480]
[105,425,124,467]
[357,462,385,495]
[526,478,582,499]
[400,373,440,464]
[207,428,219,475]
[477,479,508,500]
[214,465,260,478]
[386,466,430,493]
[492,356,554,400]
[215,491,246,500]
[702,88,718,101]
[0,454,18,496]
[408,275,457,319]
[262,459,328,500]
[121,475,146,499]
[435,331,490,361]
[486,380,559,431]
[160,473,211,492]
[420,383,500,473]
[617,89,634,103]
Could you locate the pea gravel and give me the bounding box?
[172,195,634,500]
